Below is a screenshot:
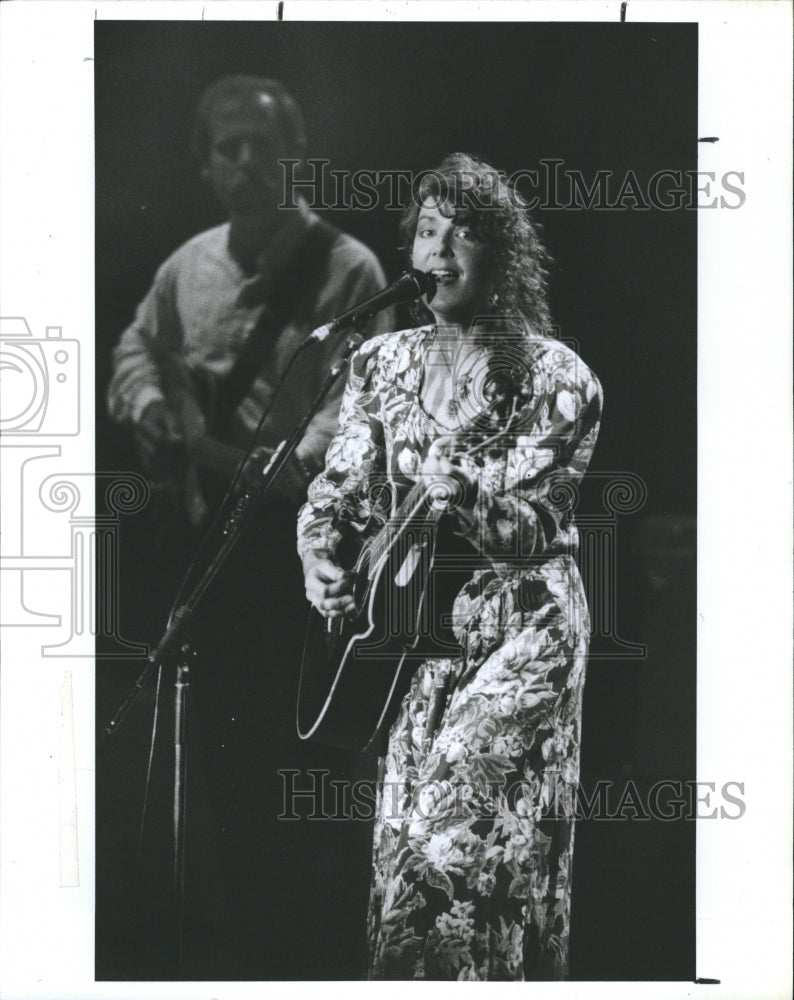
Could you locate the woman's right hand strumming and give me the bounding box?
[302,550,355,618]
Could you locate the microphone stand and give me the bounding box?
[100,329,364,976]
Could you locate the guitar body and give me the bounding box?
[297,512,471,754]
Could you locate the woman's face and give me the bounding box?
[411,199,492,327]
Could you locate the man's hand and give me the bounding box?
[303,550,355,618]
[134,400,185,477]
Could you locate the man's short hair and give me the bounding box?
[191,75,307,162]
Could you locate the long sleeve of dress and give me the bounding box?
[297,334,387,558]
[453,343,603,561]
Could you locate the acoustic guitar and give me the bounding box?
[297,427,515,754]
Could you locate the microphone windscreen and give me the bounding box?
[406,269,436,301]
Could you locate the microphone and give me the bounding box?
[304,269,436,346]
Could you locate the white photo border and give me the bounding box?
[0,2,791,999]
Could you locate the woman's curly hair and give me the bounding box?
[399,152,553,337]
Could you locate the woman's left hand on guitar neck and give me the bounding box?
[421,436,480,520]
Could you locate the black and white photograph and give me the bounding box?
[0,2,791,998]
[94,18,700,984]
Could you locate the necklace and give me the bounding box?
[448,373,471,418]
[432,330,477,420]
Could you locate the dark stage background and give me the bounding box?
[95,21,696,982]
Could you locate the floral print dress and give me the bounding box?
[297,326,602,981]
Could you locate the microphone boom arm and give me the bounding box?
[306,269,434,346]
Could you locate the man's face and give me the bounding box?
[203,92,291,216]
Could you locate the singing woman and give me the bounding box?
[297,153,602,980]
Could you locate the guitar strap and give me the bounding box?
[213,217,341,431]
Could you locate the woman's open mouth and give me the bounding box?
[429,268,459,285]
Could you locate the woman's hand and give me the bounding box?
[421,436,479,513]
[302,550,355,618]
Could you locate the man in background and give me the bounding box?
[108,74,390,519]
[103,75,391,978]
